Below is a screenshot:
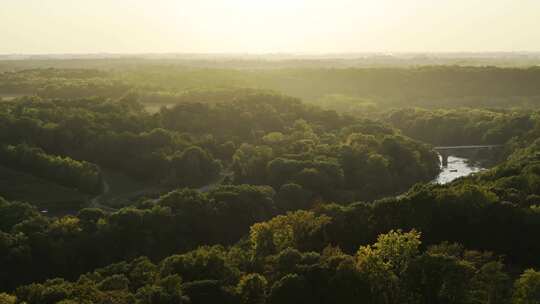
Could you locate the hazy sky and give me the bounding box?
[2,0,540,54]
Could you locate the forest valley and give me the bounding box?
[0,63,540,304]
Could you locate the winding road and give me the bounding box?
[89,169,233,211]
[89,179,116,212]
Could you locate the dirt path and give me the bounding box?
[89,179,116,212]
[89,168,233,210]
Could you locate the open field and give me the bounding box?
[0,165,89,211]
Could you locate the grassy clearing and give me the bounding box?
[0,165,89,212]
[143,102,173,113]
[97,168,166,208]
[0,93,30,101]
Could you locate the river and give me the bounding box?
[434,155,486,184]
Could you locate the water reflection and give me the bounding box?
[435,155,485,184]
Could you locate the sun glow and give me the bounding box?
[2,0,540,54]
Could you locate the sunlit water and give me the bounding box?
[435,155,485,184]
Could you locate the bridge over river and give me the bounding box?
[434,145,503,166]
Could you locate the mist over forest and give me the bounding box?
[2,0,540,303]
[1,53,540,304]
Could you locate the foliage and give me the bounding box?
[6,230,536,304]
[4,63,540,303]
[513,269,540,304]
[0,144,102,194]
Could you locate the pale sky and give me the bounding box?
[1,0,540,54]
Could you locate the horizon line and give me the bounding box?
[2,51,540,58]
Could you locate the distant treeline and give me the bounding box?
[3,66,540,109]
[386,108,536,146]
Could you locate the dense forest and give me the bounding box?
[1,59,540,303]
[3,65,540,109]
